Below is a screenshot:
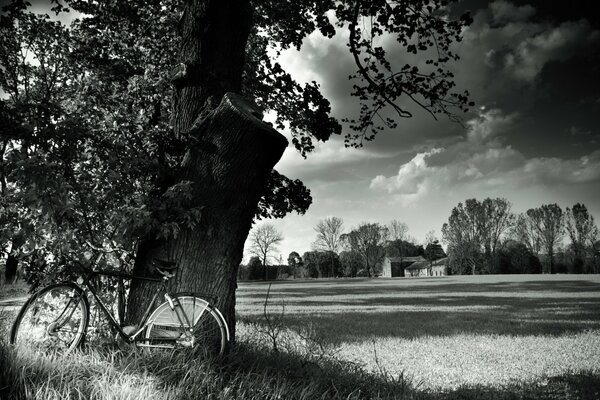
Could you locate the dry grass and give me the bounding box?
[237,274,600,392]
[1,274,599,399]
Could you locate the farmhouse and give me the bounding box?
[405,258,448,278]
[380,256,427,277]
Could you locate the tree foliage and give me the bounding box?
[442,198,514,274]
[565,203,599,272]
[302,250,341,278]
[341,222,388,277]
[526,204,564,273]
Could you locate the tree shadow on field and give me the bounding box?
[238,277,600,342]
[1,329,599,400]
[140,343,600,400]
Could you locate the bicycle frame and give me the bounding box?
[74,268,188,344]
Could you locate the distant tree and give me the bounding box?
[287,251,303,277]
[339,250,363,278]
[425,240,446,262]
[498,240,542,274]
[479,198,515,273]
[302,251,322,278]
[312,217,344,277]
[442,198,513,274]
[247,256,263,280]
[565,203,599,273]
[248,223,283,280]
[511,213,543,257]
[592,240,600,274]
[302,250,340,278]
[388,220,410,243]
[425,240,445,276]
[442,200,483,274]
[385,220,412,263]
[385,240,423,257]
[342,223,388,277]
[527,204,565,274]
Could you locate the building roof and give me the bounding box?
[404,257,448,270]
[386,256,426,263]
[405,261,429,270]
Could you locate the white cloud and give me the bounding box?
[370,148,443,195]
[369,110,600,204]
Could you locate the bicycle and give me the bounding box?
[10,258,230,356]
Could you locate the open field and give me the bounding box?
[236,274,600,391]
[1,274,599,399]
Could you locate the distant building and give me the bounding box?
[380,256,427,277]
[404,258,448,278]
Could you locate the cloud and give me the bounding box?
[369,109,600,204]
[505,20,600,81]
[489,1,535,24]
[276,136,390,182]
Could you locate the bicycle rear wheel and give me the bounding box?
[144,295,228,357]
[10,283,89,352]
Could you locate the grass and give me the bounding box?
[0,280,29,301]
[1,274,599,399]
[236,274,600,392]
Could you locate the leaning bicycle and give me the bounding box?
[10,259,230,357]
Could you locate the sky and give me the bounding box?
[244,0,600,262]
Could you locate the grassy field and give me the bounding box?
[1,274,599,399]
[236,274,600,391]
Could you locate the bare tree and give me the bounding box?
[313,217,344,277]
[249,223,283,280]
[385,220,412,265]
[388,220,409,242]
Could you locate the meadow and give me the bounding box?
[236,274,600,391]
[1,274,599,399]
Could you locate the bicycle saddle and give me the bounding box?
[152,259,178,271]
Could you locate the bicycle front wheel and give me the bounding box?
[10,283,89,352]
[144,296,228,357]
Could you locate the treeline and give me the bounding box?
[240,218,445,280]
[442,199,600,275]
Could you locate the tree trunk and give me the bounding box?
[5,254,18,284]
[128,92,287,337]
[124,0,286,341]
[4,238,23,284]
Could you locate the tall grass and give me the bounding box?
[0,338,417,400]
[2,328,599,400]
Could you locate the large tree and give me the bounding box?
[1,0,473,337]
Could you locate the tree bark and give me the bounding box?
[126,0,285,340]
[128,93,287,337]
